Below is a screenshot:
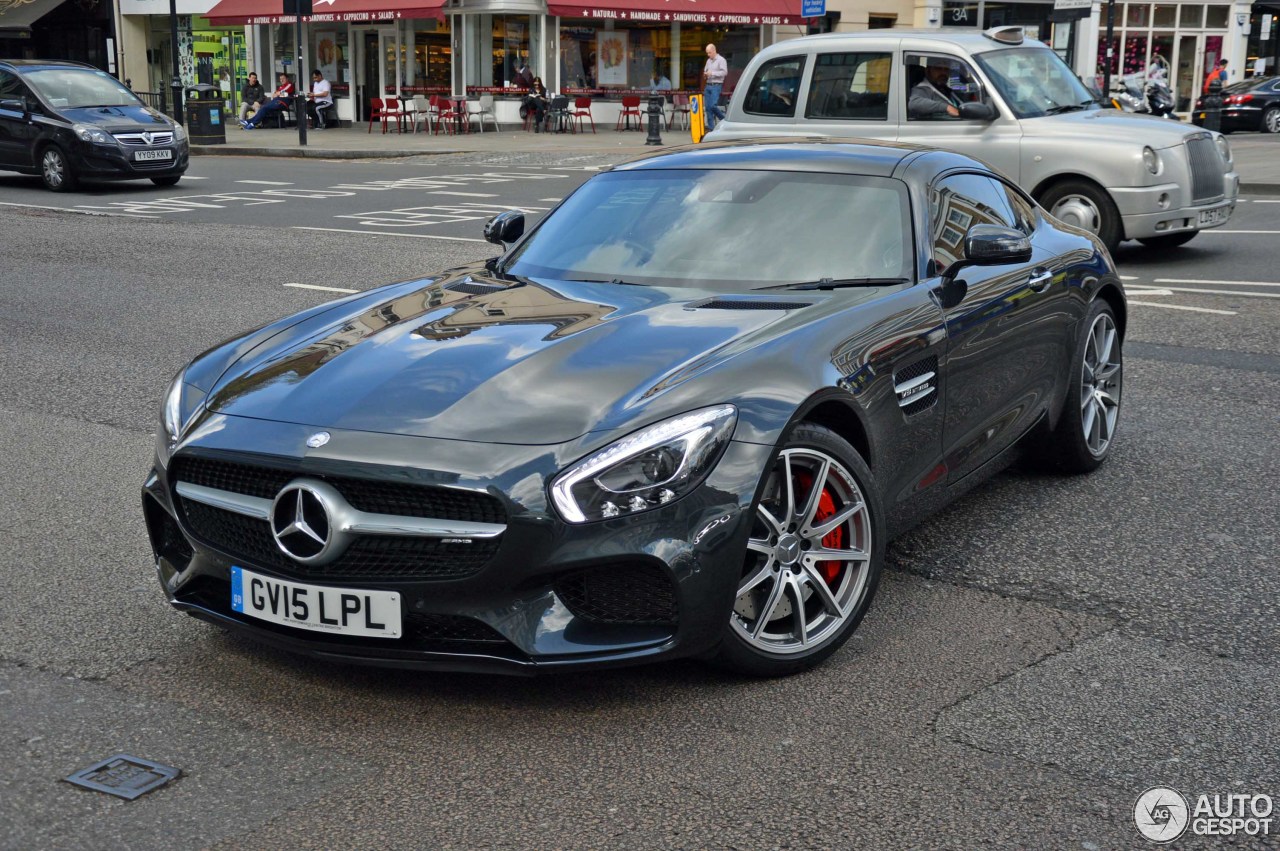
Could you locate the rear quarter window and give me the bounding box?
[743,55,807,118]
[805,52,892,120]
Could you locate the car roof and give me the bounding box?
[1,60,97,72]
[611,138,972,178]
[764,28,1042,55]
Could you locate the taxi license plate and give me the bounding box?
[230,566,402,638]
[1198,205,1231,226]
[134,149,173,162]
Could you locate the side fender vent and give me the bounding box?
[686,297,813,311]
[895,355,938,416]
[446,280,506,296]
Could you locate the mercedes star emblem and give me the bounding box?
[270,483,334,563]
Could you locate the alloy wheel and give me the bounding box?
[732,448,873,654]
[1080,311,1122,456]
[1050,194,1102,234]
[1265,107,1280,134]
[42,149,66,189]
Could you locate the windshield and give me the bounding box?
[504,169,914,290]
[973,47,1098,119]
[24,69,142,109]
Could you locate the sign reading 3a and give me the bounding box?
[942,0,979,26]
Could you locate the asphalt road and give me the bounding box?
[0,153,1278,849]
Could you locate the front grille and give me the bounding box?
[1185,135,1225,204]
[171,456,506,524]
[115,132,175,146]
[406,613,509,644]
[178,498,500,581]
[555,563,678,626]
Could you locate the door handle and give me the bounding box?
[1027,268,1053,292]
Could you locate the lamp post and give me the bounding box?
[168,0,184,124]
[1101,0,1116,99]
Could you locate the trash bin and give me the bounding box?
[185,84,225,145]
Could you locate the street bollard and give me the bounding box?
[1202,78,1223,133]
[645,95,664,146]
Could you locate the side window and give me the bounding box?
[805,52,891,120]
[904,53,984,121]
[929,174,1016,273]
[0,71,20,100]
[743,55,806,118]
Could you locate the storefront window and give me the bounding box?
[1179,5,1204,27]
[679,25,759,94]
[310,27,349,94]
[463,14,537,94]
[411,19,451,91]
[560,22,673,92]
[1152,4,1176,27]
[1204,6,1228,28]
[1125,4,1149,27]
[1123,34,1149,73]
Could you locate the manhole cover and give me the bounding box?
[64,754,180,800]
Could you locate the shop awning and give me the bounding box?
[547,0,802,26]
[205,0,444,26]
[0,0,68,32]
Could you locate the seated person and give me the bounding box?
[648,70,672,91]
[241,73,293,129]
[305,69,333,129]
[523,77,549,131]
[909,59,962,119]
[239,72,265,123]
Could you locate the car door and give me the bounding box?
[895,51,1023,182]
[0,70,34,168]
[800,48,897,142]
[928,171,1069,483]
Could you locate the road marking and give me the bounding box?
[0,201,158,219]
[1119,275,1138,280]
[1128,301,1237,315]
[293,226,487,242]
[428,190,498,197]
[539,197,563,202]
[1148,285,1280,300]
[1155,278,1280,288]
[181,175,208,180]
[238,180,294,186]
[1125,287,1174,296]
[1202,229,1280,234]
[284,282,359,293]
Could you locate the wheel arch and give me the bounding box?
[789,391,873,472]
[1030,171,1107,204]
[1094,279,1128,340]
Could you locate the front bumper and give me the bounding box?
[72,140,189,180]
[142,414,771,674]
[1112,173,1240,240]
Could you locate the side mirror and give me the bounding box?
[484,210,525,246]
[959,101,996,121]
[0,98,27,114]
[964,223,1032,265]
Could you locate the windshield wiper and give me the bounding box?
[1044,100,1095,115]
[754,277,909,291]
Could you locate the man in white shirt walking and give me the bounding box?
[702,43,728,131]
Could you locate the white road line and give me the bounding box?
[1202,229,1280,234]
[428,190,498,197]
[284,282,359,294]
[0,201,158,219]
[1127,301,1237,315]
[1119,275,1139,280]
[1155,278,1280,288]
[181,175,208,180]
[1148,285,1280,300]
[292,225,487,242]
[237,179,294,186]
[539,197,563,202]
[1249,199,1280,203]
[1124,287,1174,296]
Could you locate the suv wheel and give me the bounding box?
[40,146,77,192]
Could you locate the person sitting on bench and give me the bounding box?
[241,73,293,129]
[306,69,334,129]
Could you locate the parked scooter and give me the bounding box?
[1144,78,1178,119]
[1110,79,1148,113]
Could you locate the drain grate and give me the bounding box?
[64,754,180,800]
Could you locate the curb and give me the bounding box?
[191,145,468,159]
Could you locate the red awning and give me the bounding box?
[547,0,802,26]
[205,0,444,26]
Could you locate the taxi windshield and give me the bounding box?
[974,47,1098,119]
[25,68,142,109]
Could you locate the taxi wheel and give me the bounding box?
[151,176,182,187]
[1138,232,1197,249]
[40,145,78,192]
[1039,179,1121,255]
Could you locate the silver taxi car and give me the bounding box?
[708,26,1239,253]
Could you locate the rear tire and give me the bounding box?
[151,175,182,187]
[1138,231,1197,249]
[712,423,884,677]
[1264,106,1280,134]
[1038,179,1122,255]
[40,145,77,192]
[1035,299,1123,474]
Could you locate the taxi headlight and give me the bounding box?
[1142,146,1160,175]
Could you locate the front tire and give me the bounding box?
[1037,299,1123,473]
[40,145,77,192]
[151,175,182,187]
[1138,231,1197,249]
[1039,179,1123,255]
[713,424,885,677]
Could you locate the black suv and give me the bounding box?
[0,59,188,191]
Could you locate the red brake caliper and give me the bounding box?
[794,471,845,586]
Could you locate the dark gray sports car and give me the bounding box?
[143,139,1125,676]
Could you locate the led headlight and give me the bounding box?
[1215,134,1231,165]
[551,405,737,523]
[161,370,203,447]
[1142,146,1160,175]
[73,123,112,145]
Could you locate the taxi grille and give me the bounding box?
[178,498,500,581]
[1185,135,1225,204]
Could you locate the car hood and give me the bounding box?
[204,268,847,445]
[59,104,175,133]
[1023,108,1208,148]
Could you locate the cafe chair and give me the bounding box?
[468,95,500,133]
[569,97,596,134]
[548,95,571,132]
[616,95,642,131]
[669,93,691,130]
